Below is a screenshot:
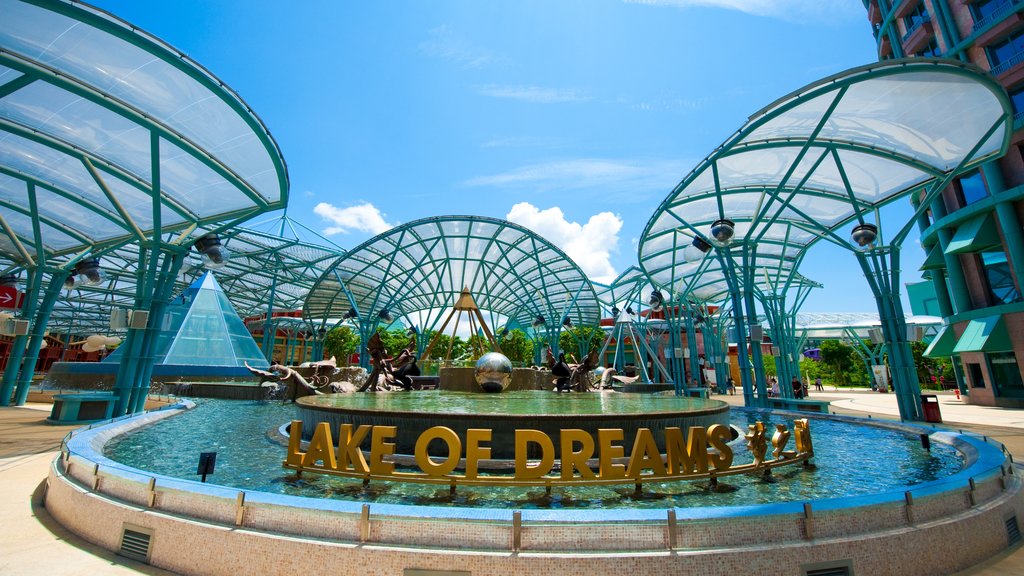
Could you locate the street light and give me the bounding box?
[684,236,713,262]
[342,307,358,320]
[379,308,393,322]
[648,290,664,313]
[710,219,735,247]
[851,223,878,249]
[193,234,229,269]
[74,258,105,287]
[562,315,573,328]
[532,315,545,327]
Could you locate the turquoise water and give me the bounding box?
[104,399,962,509]
[298,390,724,415]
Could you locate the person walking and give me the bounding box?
[814,376,824,392]
[726,376,736,395]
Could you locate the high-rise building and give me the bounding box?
[864,0,1024,406]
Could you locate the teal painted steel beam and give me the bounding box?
[12,270,68,405]
[0,267,41,405]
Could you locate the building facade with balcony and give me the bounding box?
[865,0,1024,406]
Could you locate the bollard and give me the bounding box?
[235,492,246,526]
[666,509,678,550]
[512,511,522,551]
[360,504,371,542]
[803,503,814,540]
[904,491,914,524]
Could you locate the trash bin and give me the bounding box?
[921,394,942,423]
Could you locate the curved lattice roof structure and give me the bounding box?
[304,216,602,335]
[41,218,342,334]
[639,59,1011,302]
[0,0,288,267]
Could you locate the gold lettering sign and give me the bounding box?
[282,420,814,488]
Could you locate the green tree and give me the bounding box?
[762,354,777,378]
[818,340,862,386]
[498,328,534,364]
[323,326,359,364]
[375,327,413,357]
[910,341,953,389]
[421,330,467,362]
[558,325,606,360]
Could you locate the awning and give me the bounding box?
[945,213,1002,255]
[952,315,1012,353]
[919,243,946,271]
[924,325,957,358]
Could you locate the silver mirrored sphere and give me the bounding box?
[591,366,606,386]
[474,352,513,393]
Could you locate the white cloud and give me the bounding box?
[475,84,590,104]
[506,202,622,284]
[463,157,690,204]
[313,202,394,235]
[418,25,494,69]
[625,0,861,23]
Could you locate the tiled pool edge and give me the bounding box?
[43,401,1024,575]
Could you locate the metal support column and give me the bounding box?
[12,270,67,405]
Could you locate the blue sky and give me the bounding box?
[89,0,925,314]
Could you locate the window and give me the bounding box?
[987,29,1024,68]
[981,251,1021,305]
[968,362,986,388]
[955,169,989,206]
[902,2,929,32]
[914,39,941,58]
[991,352,1024,397]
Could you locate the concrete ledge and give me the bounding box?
[43,401,1024,575]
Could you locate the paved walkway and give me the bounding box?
[0,393,1022,575]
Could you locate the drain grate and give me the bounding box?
[806,567,851,576]
[803,560,853,576]
[118,527,152,563]
[1007,515,1021,546]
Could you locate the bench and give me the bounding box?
[684,388,710,399]
[766,397,831,413]
[408,376,440,390]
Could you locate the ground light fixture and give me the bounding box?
[851,223,878,249]
[73,258,104,287]
[710,219,735,247]
[193,234,229,269]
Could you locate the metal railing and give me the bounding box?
[973,0,1023,34]
[991,48,1024,76]
[902,12,932,43]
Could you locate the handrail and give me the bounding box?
[902,12,932,43]
[991,48,1024,76]
[973,0,1023,34]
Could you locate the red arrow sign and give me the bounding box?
[0,286,22,310]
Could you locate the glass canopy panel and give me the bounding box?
[0,133,114,214]
[0,64,19,87]
[0,0,281,203]
[834,148,934,202]
[93,167,187,230]
[158,137,254,214]
[0,82,152,179]
[33,187,124,240]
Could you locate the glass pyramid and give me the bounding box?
[105,272,269,369]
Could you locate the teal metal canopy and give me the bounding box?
[924,324,957,358]
[638,60,1010,302]
[0,0,289,266]
[952,315,1012,353]
[303,216,601,338]
[944,213,1002,255]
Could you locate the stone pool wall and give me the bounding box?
[43,402,1024,576]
